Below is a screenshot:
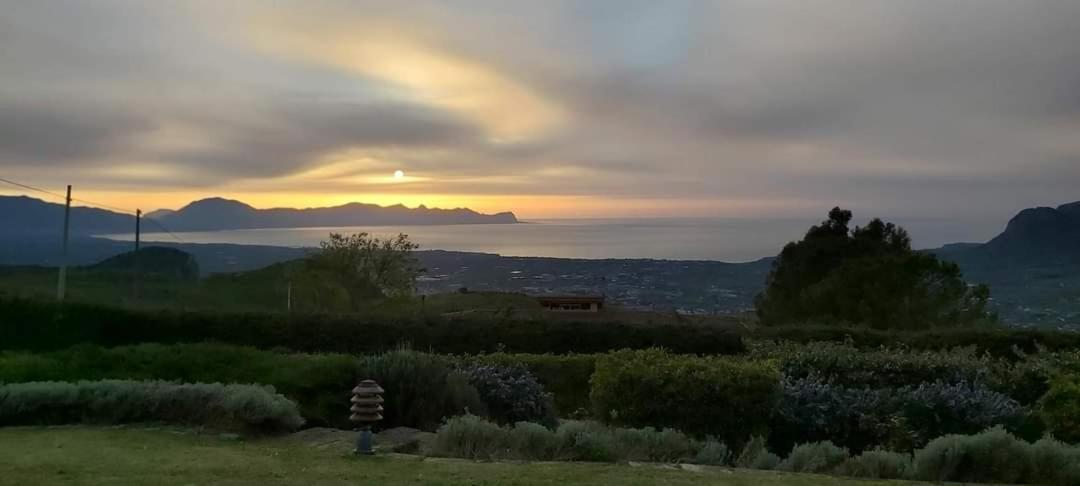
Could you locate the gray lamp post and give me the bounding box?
[350,380,385,455]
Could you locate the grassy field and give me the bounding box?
[0,427,929,486]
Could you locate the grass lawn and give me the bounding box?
[0,426,933,486]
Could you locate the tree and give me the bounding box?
[755,207,993,329]
[298,232,422,310]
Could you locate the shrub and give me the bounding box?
[691,439,732,466]
[1029,436,1080,485]
[431,415,507,460]
[358,350,485,431]
[753,325,1080,357]
[735,435,780,470]
[0,297,745,355]
[609,427,694,463]
[778,441,849,474]
[0,343,356,428]
[590,349,780,446]
[774,376,1027,452]
[507,422,560,460]
[1037,374,1080,443]
[554,420,619,462]
[837,449,911,479]
[461,363,555,426]
[0,380,303,434]
[912,427,1033,484]
[462,353,596,416]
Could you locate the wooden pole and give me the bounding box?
[133,209,141,300]
[56,185,71,301]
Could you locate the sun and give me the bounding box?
[393,170,405,179]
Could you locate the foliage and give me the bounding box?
[461,363,555,426]
[430,415,508,460]
[298,232,422,309]
[778,441,849,474]
[735,435,780,470]
[836,449,911,479]
[0,343,356,428]
[1037,374,1080,443]
[0,380,303,434]
[755,207,993,328]
[911,427,1034,484]
[357,350,485,431]
[1029,436,1080,485]
[774,376,1027,452]
[461,353,596,416]
[690,439,732,466]
[590,349,780,447]
[433,417,709,464]
[0,297,745,356]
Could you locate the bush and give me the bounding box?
[753,325,1080,357]
[590,349,780,446]
[431,415,507,460]
[774,376,1027,452]
[912,426,1032,484]
[461,363,555,426]
[1038,374,1080,443]
[0,380,303,434]
[691,439,732,466]
[508,421,560,460]
[554,420,620,462]
[778,441,849,474]
[358,350,485,431]
[1030,437,1080,485]
[837,449,911,479]
[462,353,596,416]
[0,343,356,428]
[734,436,782,470]
[0,297,745,356]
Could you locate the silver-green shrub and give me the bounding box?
[778,441,850,474]
[837,449,911,479]
[735,435,780,470]
[912,426,1033,483]
[1029,436,1080,485]
[430,414,507,460]
[0,380,303,434]
[691,439,732,466]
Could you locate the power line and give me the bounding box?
[0,176,70,201]
[0,175,185,243]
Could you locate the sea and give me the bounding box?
[103,217,1006,263]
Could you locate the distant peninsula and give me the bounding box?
[1,195,518,235]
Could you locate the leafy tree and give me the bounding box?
[293,232,422,311]
[755,207,993,329]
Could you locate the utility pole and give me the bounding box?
[133,209,141,300]
[287,280,292,312]
[56,185,71,301]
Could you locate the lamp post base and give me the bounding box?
[355,427,374,455]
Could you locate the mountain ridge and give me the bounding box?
[1,195,518,234]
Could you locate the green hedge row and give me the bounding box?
[590,349,781,448]
[0,297,744,355]
[0,380,304,434]
[753,325,1080,357]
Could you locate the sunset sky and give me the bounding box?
[2,1,1079,220]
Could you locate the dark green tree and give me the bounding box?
[296,232,422,311]
[755,208,993,329]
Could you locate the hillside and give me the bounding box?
[153,197,518,231]
[0,195,518,235]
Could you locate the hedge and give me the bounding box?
[753,325,1080,357]
[0,344,545,431]
[0,297,744,355]
[589,349,781,447]
[460,353,596,415]
[0,343,357,428]
[0,380,304,434]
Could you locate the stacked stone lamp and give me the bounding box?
[350,380,385,455]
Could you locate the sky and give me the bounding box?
[1,0,1078,225]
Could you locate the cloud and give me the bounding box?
[1,0,1079,222]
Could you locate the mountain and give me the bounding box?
[88,246,200,280]
[983,201,1080,260]
[1,195,518,235]
[153,197,518,231]
[0,195,134,235]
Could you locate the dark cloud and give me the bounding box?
[0,100,154,163]
[1,0,1079,222]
